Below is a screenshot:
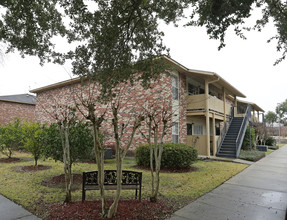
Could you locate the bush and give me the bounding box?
[239,150,265,162]
[265,137,276,146]
[43,121,94,164]
[0,118,23,158]
[22,121,47,166]
[135,143,198,169]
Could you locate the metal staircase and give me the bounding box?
[216,117,244,158]
[217,105,251,158]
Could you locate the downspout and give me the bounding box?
[205,76,220,157]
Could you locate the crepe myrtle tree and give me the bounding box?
[73,80,109,215]
[74,81,144,218]
[108,86,144,218]
[139,93,173,203]
[39,95,78,203]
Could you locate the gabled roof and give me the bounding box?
[30,57,246,98]
[0,94,36,105]
[30,78,81,93]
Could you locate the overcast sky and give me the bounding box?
[0,10,286,114]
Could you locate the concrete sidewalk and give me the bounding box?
[0,194,41,220]
[170,145,287,220]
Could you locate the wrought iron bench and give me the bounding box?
[82,170,142,202]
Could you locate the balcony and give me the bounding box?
[186,94,232,116]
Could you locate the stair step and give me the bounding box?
[216,153,236,158]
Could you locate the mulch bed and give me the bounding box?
[41,174,83,191]
[45,199,173,220]
[134,165,198,173]
[0,157,21,163]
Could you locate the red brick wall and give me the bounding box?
[35,73,187,149]
[0,101,35,125]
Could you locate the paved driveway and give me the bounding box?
[170,145,287,220]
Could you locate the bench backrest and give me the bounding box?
[83,170,142,186]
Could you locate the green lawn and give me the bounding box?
[0,152,248,218]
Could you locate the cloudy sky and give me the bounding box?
[0,9,286,114]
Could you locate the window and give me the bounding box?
[172,76,179,100]
[172,122,179,143]
[194,124,203,135]
[187,123,193,135]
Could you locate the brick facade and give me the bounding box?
[34,72,187,150]
[0,101,35,125]
[179,73,187,143]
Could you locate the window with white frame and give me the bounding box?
[194,124,203,135]
[172,122,179,143]
[172,75,179,100]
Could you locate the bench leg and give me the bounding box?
[139,187,141,201]
[135,189,138,200]
[82,190,86,202]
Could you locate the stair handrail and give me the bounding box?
[235,105,251,157]
[217,106,234,154]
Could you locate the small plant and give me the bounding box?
[135,143,198,169]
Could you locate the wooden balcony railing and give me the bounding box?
[186,94,232,116]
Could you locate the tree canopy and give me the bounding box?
[276,99,287,125]
[265,110,277,126]
[0,0,286,91]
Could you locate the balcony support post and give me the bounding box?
[212,113,216,156]
[234,96,237,116]
[205,77,220,157]
[205,80,210,157]
[223,88,226,122]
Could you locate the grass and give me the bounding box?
[0,152,248,218]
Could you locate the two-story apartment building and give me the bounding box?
[31,57,264,158]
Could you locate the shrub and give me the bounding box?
[268,145,278,150]
[135,143,198,169]
[0,118,23,158]
[265,137,276,146]
[43,121,94,164]
[239,150,265,162]
[22,121,47,166]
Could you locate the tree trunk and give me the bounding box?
[59,124,72,203]
[63,125,72,203]
[107,150,122,218]
[34,156,38,167]
[92,124,108,216]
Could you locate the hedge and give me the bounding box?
[135,143,198,169]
